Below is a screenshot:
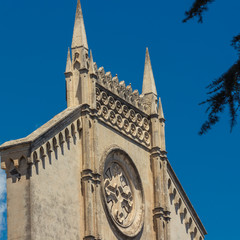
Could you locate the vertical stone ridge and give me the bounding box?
[71,0,88,49]
[150,96,170,240]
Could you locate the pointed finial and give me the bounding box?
[89,50,96,75]
[142,48,157,96]
[158,97,165,119]
[71,0,88,49]
[65,48,72,73]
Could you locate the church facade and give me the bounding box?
[0,1,207,239]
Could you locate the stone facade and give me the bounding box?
[0,1,207,239]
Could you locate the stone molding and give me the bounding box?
[167,163,207,239]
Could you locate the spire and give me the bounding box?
[158,97,165,119]
[71,0,88,49]
[89,50,96,75]
[65,48,72,73]
[142,48,157,96]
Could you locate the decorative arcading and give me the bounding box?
[168,178,203,240]
[1,118,83,177]
[30,118,82,164]
[96,67,149,112]
[96,87,151,146]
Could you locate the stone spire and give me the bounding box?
[142,48,157,96]
[158,97,165,120]
[65,48,72,73]
[71,0,88,50]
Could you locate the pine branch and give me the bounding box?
[199,59,240,134]
[183,0,215,23]
[232,34,240,56]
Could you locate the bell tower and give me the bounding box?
[0,1,207,240]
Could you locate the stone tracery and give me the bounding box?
[104,163,133,226]
[96,86,151,146]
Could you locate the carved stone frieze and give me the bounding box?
[96,86,151,146]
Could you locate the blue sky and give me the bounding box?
[0,0,239,239]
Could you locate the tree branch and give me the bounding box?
[199,57,240,134]
[183,0,215,23]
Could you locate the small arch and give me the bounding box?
[74,61,80,70]
[33,151,39,162]
[65,128,71,142]
[46,142,52,153]
[59,132,65,145]
[188,217,193,228]
[183,208,187,219]
[19,155,26,163]
[168,179,171,189]
[52,137,59,149]
[178,198,182,208]
[173,188,176,199]
[40,146,46,158]
[77,119,82,131]
[71,123,76,136]
[199,237,203,240]
[193,227,197,237]
[18,156,29,177]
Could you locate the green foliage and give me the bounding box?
[199,56,240,134]
[183,0,240,134]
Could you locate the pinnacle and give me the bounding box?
[89,50,96,75]
[65,48,72,73]
[158,97,165,119]
[71,0,88,49]
[142,48,157,96]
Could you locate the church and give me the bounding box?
[0,1,207,239]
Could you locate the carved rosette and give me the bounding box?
[102,150,144,237]
[96,87,151,146]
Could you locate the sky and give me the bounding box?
[0,0,239,239]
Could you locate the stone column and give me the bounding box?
[81,111,96,240]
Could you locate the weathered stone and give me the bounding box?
[0,1,207,240]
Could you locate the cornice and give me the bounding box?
[167,161,207,237]
[0,105,82,151]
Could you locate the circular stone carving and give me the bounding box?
[102,150,144,237]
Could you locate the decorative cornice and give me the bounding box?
[96,85,151,147]
[0,106,84,175]
[0,105,82,151]
[167,161,207,238]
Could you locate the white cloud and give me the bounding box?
[0,169,7,237]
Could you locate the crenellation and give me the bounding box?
[96,67,150,113]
